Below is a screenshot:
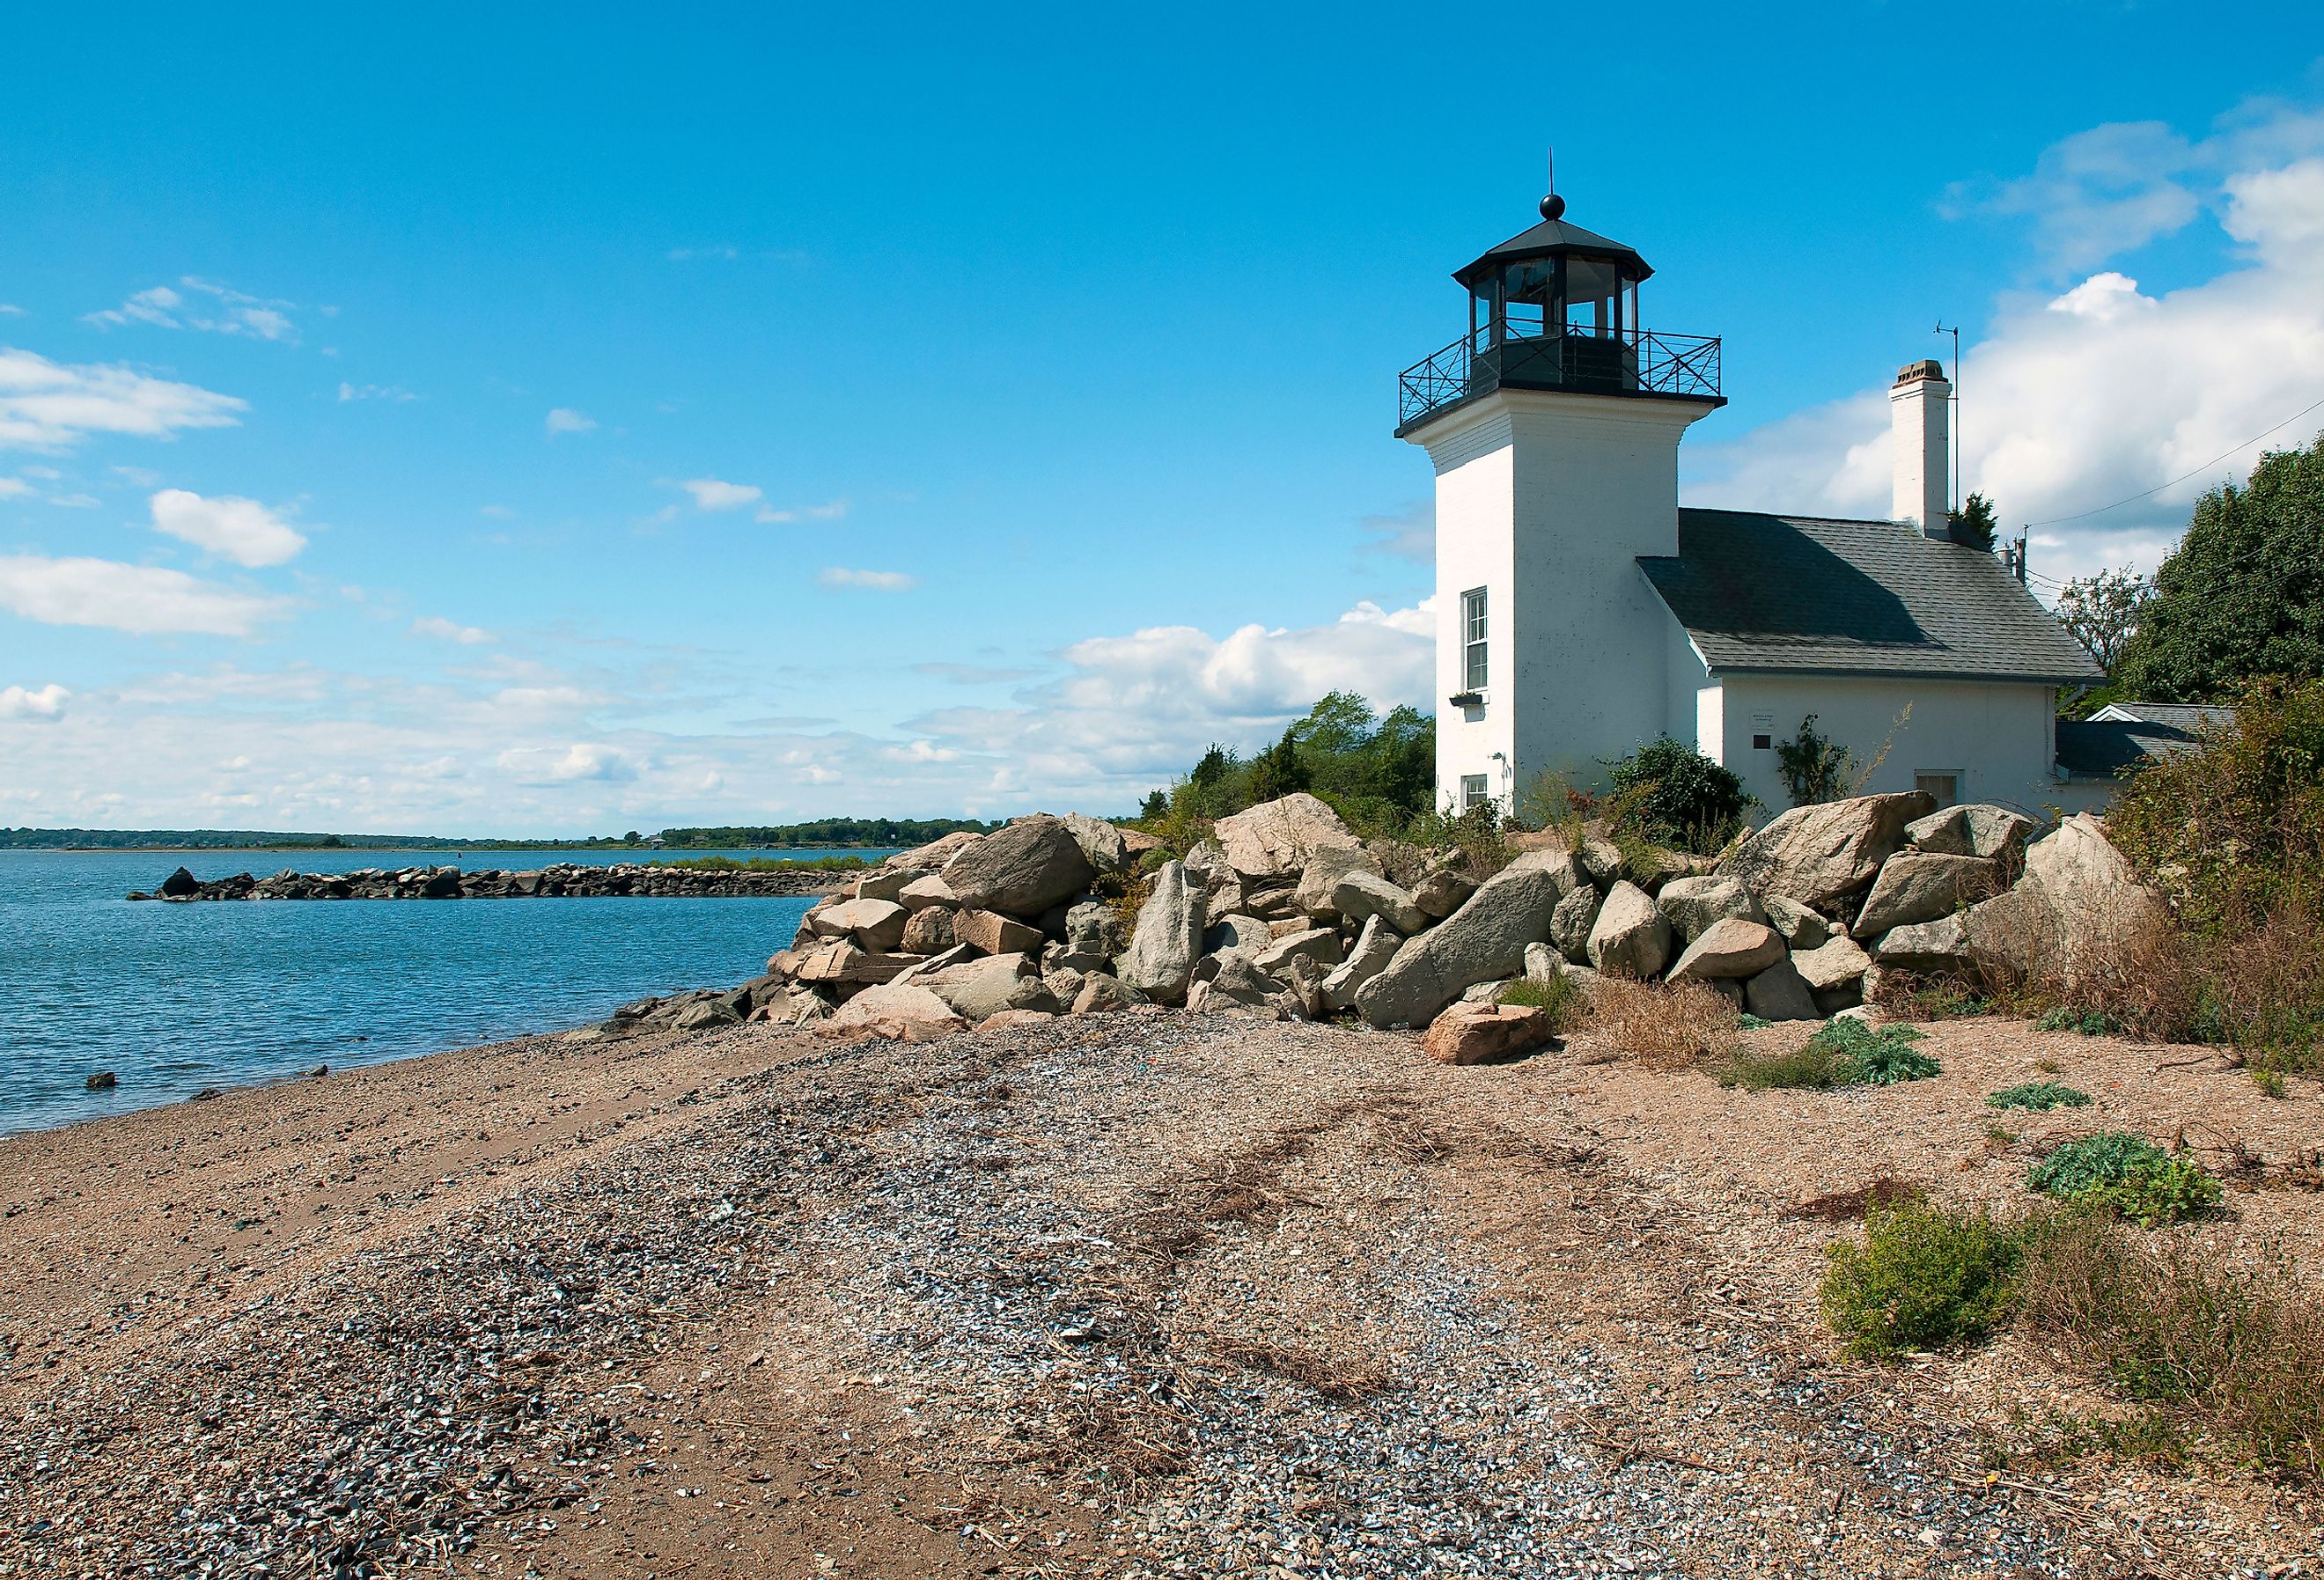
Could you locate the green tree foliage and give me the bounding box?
[1245,726,1312,804]
[657,818,997,849]
[1947,490,2000,552]
[2055,567,2152,684]
[1138,692,1439,839]
[1773,714,1853,806]
[1605,737,1751,850]
[2116,433,2324,701]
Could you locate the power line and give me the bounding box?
[2025,393,2324,526]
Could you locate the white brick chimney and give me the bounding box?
[1889,358,1951,538]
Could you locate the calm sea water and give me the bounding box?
[0,848,885,1135]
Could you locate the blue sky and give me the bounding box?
[4,5,2321,834]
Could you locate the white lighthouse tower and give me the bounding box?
[1396,189,1725,814]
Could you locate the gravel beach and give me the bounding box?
[1,1011,2314,1578]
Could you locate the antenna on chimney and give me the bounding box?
[1934,320,1961,519]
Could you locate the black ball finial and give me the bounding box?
[1540,192,1566,221]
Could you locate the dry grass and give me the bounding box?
[2018,1212,2324,1481]
[1580,976,1740,1070]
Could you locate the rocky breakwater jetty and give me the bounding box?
[611,790,2157,1062]
[129,861,842,902]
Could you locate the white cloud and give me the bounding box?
[85,276,299,342]
[0,477,29,498]
[544,407,596,436]
[819,567,918,591]
[0,555,287,636]
[679,477,762,511]
[0,305,22,317]
[496,742,638,784]
[1689,119,2324,585]
[758,496,849,523]
[667,246,740,261]
[337,382,416,402]
[410,615,494,644]
[149,489,307,567]
[0,683,68,721]
[0,348,246,450]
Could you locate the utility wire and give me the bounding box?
[2025,393,2324,526]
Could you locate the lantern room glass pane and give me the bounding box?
[1501,260,1552,337]
[1564,257,1618,336]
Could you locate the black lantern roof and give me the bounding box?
[1452,195,1651,287]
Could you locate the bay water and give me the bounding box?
[0,848,879,1135]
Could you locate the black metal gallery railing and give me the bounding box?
[1397,324,1722,430]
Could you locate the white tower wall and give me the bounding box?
[1415,388,1717,812]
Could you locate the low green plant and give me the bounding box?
[1987,1124,2019,1145]
[1988,1080,2093,1113]
[2253,1067,2289,1099]
[1497,971,1578,1030]
[1815,1018,1941,1084]
[2028,1133,2222,1227]
[2035,1056,2063,1075]
[1820,1200,2024,1359]
[1736,1012,1774,1031]
[1716,1018,1938,1090]
[2036,1006,2121,1036]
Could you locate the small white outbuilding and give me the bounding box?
[1398,191,2101,819]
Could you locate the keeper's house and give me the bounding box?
[1398,189,2102,819]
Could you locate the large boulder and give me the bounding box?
[1763,894,1830,950]
[1117,860,1205,1006]
[1294,846,1381,915]
[918,952,1057,1023]
[1060,812,1133,878]
[1203,912,1273,957]
[900,907,957,955]
[897,874,959,912]
[160,865,201,898]
[821,981,966,1041]
[1070,973,1151,1014]
[1548,886,1602,965]
[1667,918,1787,983]
[1320,915,1400,1011]
[954,908,1045,956]
[1907,804,2034,863]
[1410,867,1477,920]
[1870,913,1975,973]
[1212,793,1361,881]
[1718,792,1935,911]
[1330,870,1426,935]
[1585,880,1673,979]
[940,814,1098,918]
[815,897,909,952]
[1964,813,2166,985]
[1063,900,1129,959]
[1353,849,1580,1027]
[1254,926,1344,975]
[1791,934,1872,995]
[1742,957,1820,1021]
[1420,1002,1555,1067]
[792,942,923,990]
[853,867,924,903]
[1655,875,1764,945]
[1851,852,2001,939]
[1186,954,1300,1018]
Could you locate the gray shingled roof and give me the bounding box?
[2055,718,2195,780]
[2092,702,2234,733]
[1638,510,2103,684]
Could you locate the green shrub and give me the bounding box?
[1988,1081,2093,1113]
[2036,1006,2120,1036]
[1715,1018,1938,1091]
[1605,736,1752,854]
[2028,1133,2223,1227]
[1821,1200,2024,1359]
[2253,1067,2289,1099]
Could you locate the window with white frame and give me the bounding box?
[1460,587,1488,691]
[1914,770,1960,808]
[1460,774,1489,812]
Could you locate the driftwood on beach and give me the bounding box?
[129,862,844,901]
